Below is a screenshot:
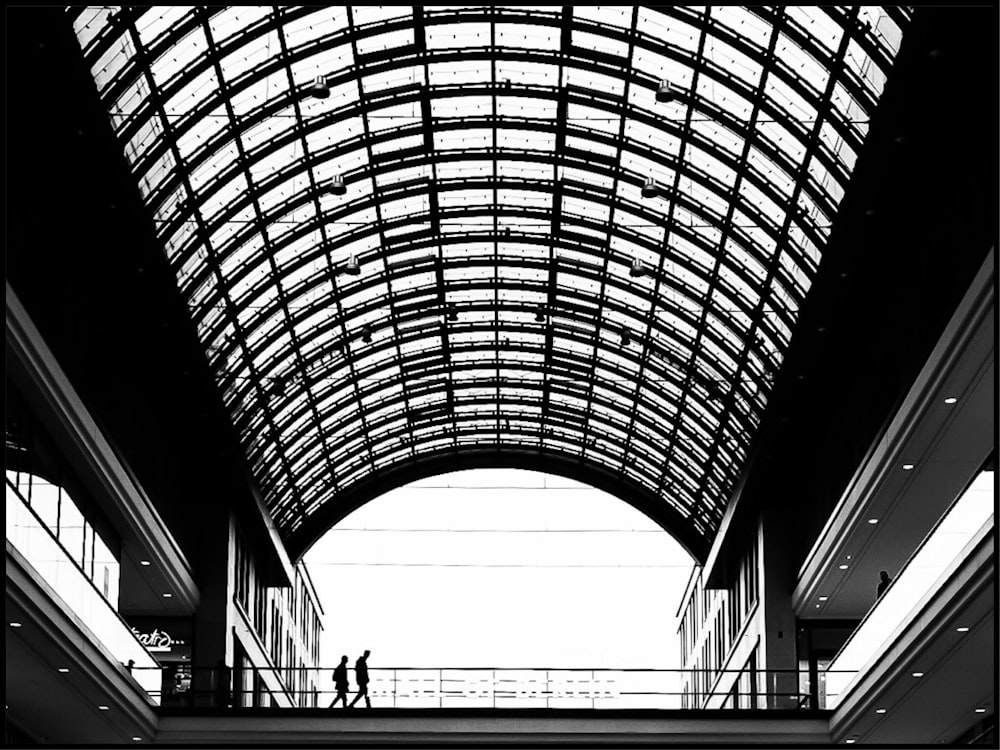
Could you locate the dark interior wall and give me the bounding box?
[6,8,258,579]
[711,6,997,581]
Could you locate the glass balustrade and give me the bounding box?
[6,479,161,702]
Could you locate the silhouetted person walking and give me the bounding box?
[330,655,350,708]
[876,570,892,600]
[349,650,371,708]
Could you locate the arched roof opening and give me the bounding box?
[69,6,909,563]
[303,467,697,669]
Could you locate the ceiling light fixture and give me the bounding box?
[641,177,661,199]
[818,596,829,602]
[139,560,151,566]
[975,708,987,713]
[535,305,546,323]
[98,705,110,711]
[345,255,361,276]
[956,627,970,633]
[943,396,958,404]
[868,518,878,524]
[912,672,924,678]
[163,593,173,599]
[58,668,70,673]
[655,80,675,103]
[308,75,330,99]
[629,258,649,277]
[327,174,347,196]
[902,463,915,470]
[875,708,887,714]
[10,622,23,628]
[839,564,849,570]
[361,326,372,344]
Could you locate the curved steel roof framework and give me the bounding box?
[71,6,908,561]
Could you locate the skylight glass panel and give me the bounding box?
[785,8,842,55]
[571,29,629,58]
[564,67,627,99]
[573,6,632,30]
[71,5,909,557]
[495,22,560,51]
[495,59,560,88]
[208,7,272,45]
[355,26,414,57]
[426,22,490,50]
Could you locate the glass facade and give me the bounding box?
[234,525,323,706]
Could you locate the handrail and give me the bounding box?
[138,665,852,710]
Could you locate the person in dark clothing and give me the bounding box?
[214,659,232,707]
[349,650,371,708]
[876,570,892,599]
[330,655,350,708]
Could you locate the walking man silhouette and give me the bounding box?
[349,650,371,708]
[330,655,349,708]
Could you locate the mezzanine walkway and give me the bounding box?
[155,707,833,745]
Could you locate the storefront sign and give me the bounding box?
[126,617,192,663]
[130,627,183,652]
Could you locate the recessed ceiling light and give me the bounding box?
[98,705,110,711]
[162,593,173,598]
[839,564,849,570]
[140,560,151,567]
[902,463,915,471]
[975,707,987,713]
[846,740,856,744]
[846,555,853,560]
[876,708,887,714]
[868,518,879,524]
[956,627,970,633]
[9,622,22,628]
[819,596,829,602]
[58,668,70,673]
[944,397,958,404]
[912,672,924,678]
[132,737,143,743]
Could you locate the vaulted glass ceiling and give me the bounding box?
[71,6,908,560]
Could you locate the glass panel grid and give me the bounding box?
[71,5,907,553]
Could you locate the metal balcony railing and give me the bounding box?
[141,665,854,710]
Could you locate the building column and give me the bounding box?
[190,506,236,706]
[757,507,800,708]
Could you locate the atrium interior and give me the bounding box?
[5,5,996,746]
